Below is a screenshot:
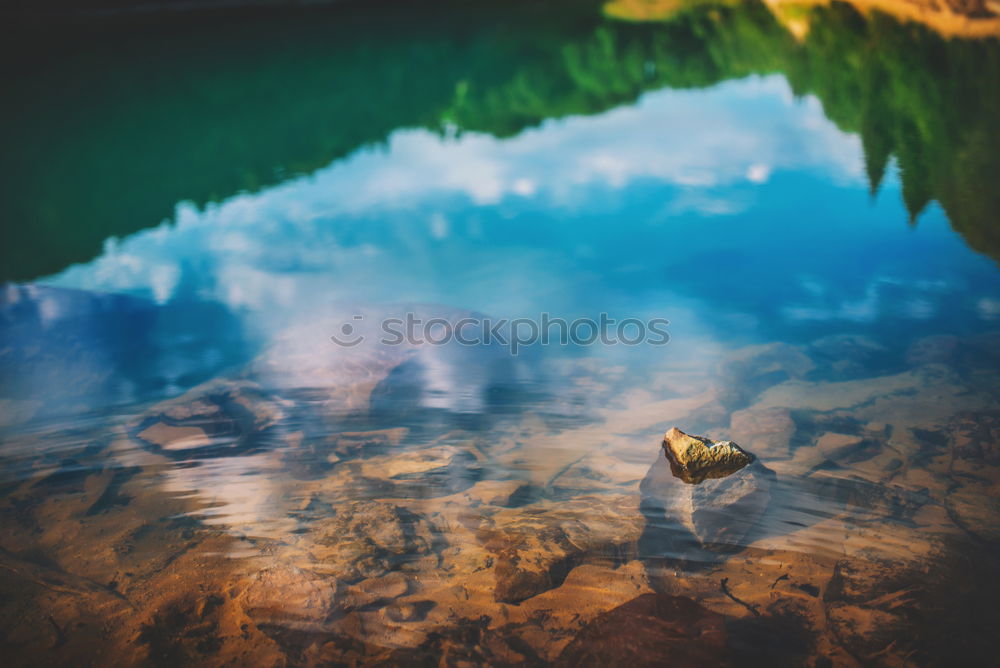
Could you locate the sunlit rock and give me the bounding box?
[642,430,774,550]
[662,427,754,484]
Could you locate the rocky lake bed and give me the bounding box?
[2,328,998,666]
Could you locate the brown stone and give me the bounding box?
[483,525,577,604]
[641,446,774,550]
[242,564,338,625]
[663,427,754,484]
[555,593,728,667]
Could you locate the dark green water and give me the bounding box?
[2,0,999,280]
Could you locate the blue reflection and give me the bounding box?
[3,77,999,420]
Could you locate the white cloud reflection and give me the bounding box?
[47,75,863,321]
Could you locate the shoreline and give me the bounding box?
[604,0,1000,38]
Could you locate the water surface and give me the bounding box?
[1,1,999,665]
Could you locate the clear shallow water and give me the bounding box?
[1,1,1000,665]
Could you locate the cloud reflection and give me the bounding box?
[46,77,860,312]
[34,73,998,369]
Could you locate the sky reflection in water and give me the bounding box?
[2,3,1000,663]
[39,75,1000,384]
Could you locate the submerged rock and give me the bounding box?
[642,429,774,550]
[480,494,645,604]
[555,593,728,667]
[662,427,754,484]
[302,501,440,582]
[342,571,409,609]
[241,564,339,627]
[130,380,286,459]
[483,525,577,604]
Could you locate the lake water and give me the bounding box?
[2,1,1000,665]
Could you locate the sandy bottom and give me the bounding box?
[1,331,999,666]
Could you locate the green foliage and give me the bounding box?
[0,0,997,280]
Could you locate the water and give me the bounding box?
[1,1,999,664]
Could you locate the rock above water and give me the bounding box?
[642,430,774,550]
[555,593,728,667]
[662,427,754,484]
